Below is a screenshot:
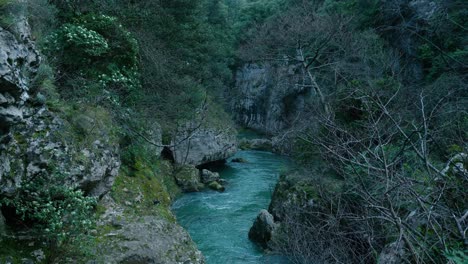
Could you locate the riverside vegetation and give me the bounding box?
[0,0,466,263]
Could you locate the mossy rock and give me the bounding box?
[269,171,344,220]
[111,158,177,222]
[208,181,225,192]
[173,165,203,192]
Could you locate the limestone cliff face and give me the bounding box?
[0,17,39,132]
[0,18,204,264]
[0,21,120,198]
[231,63,310,135]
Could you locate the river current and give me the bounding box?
[172,150,291,264]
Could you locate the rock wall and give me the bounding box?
[231,62,310,135]
[0,17,39,134]
[0,17,204,264]
[0,21,119,199]
[96,193,204,264]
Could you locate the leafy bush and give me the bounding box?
[43,13,140,102]
[1,171,96,248]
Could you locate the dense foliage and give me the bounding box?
[1,0,465,262]
[238,0,467,263]
[1,171,96,250]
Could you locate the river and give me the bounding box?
[172,150,291,264]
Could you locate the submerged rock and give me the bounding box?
[207,181,225,192]
[248,209,278,247]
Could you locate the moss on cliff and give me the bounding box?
[111,158,180,222]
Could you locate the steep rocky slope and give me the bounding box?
[0,17,204,264]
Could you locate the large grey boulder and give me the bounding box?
[96,195,204,264]
[171,124,237,166]
[248,209,278,247]
[98,216,204,264]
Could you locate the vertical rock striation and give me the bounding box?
[231,62,310,135]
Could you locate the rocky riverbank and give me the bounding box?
[0,16,237,263]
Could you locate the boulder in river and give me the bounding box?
[201,169,220,183]
[248,209,278,247]
[207,181,225,192]
[173,165,203,192]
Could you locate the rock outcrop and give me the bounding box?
[0,17,39,134]
[171,124,237,166]
[96,195,204,264]
[201,169,220,183]
[248,172,324,248]
[248,209,278,248]
[173,165,203,192]
[268,173,316,222]
[230,63,310,135]
[0,22,120,199]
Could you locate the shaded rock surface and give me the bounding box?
[248,172,326,248]
[173,165,203,192]
[230,63,310,135]
[200,169,219,183]
[171,125,237,166]
[96,195,204,264]
[268,173,317,222]
[248,209,278,248]
[0,21,120,198]
[207,181,224,192]
[0,18,39,108]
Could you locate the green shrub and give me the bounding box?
[1,171,96,249]
[43,13,140,102]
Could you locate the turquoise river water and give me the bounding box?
[172,150,291,264]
